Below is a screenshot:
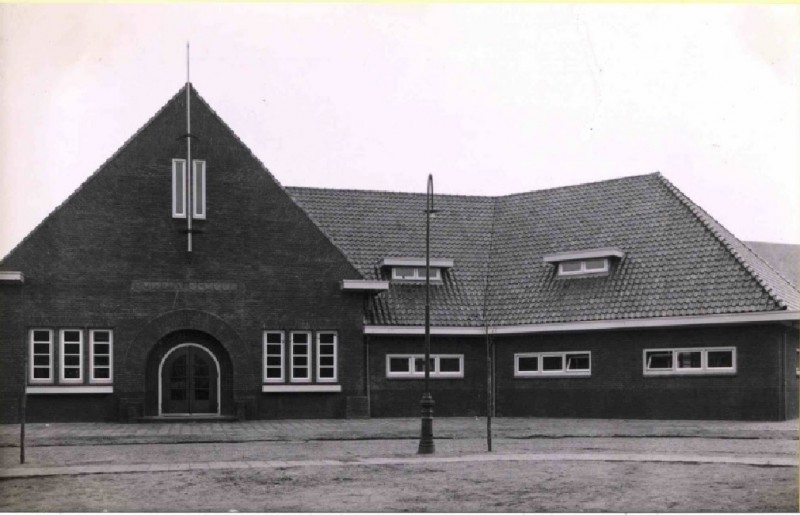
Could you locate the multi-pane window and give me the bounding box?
[391,267,442,281]
[263,331,284,383]
[263,331,340,385]
[386,354,464,378]
[290,332,311,382]
[90,330,113,383]
[60,330,83,383]
[172,159,206,219]
[316,332,337,382]
[30,330,53,383]
[515,351,591,377]
[643,347,736,375]
[557,259,609,276]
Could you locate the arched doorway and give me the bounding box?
[159,343,220,415]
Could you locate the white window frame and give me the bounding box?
[29,329,53,384]
[557,258,609,277]
[59,329,83,384]
[172,159,187,218]
[192,159,206,220]
[514,351,591,377]
[385,354,464,379]
[316,331,338,383]
[263,331,285,383]
[290,331,312,383]
[643,347,737,376]
[391,267,442,281]
[89,329,113,384]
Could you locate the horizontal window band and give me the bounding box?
[26,386,113,395]
[261,384,342,393]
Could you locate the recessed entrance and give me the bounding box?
[159,343,220,415]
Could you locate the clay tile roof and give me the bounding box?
[287,172,800,327]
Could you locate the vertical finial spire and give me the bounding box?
[186,42,190,85]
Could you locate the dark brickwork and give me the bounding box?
[368,336,489,417]
[0,87,366,423]
[367,324,797,421]
[492,324,796,421]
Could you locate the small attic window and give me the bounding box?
[558,258,609,276]
[392,266,442,281]
[381,257,453,283]
[543,248,624,278]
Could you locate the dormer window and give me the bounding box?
[392,266,442,281]
[558,258,609,276]
[381,257,454,283]
[543,248,624,278]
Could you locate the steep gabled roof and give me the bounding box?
[289,173,800,327]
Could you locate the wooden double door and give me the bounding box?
[161,345,218,414]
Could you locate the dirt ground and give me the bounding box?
[1,459,796,512]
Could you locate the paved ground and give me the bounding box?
[1,416,795,446]
[0,417,797,511]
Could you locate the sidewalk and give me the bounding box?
[0,417,796,447]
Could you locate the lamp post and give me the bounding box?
[418,174,436,455]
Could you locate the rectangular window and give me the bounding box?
[316,332,337,382]
[192,160,206,219]
[30,329,53,383]
[515,351,591,377]
[391,267,441,281]
[290,332,311,383]
[386,354,464,378]
[263,331,284,383]
[558,259,609,276]
[60,329,83,383]
[644,347,736,375]
[90,330,113,383]
[172,159,187,218]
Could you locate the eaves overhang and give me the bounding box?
[364,310,800,336]
[0,271,24,283]
[341,279,390,292]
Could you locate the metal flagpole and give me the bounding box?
[186,42,193,253]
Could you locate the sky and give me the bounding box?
[0,3,798,258]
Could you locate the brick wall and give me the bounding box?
[367,324,796,421]
[0,87,366,423]
[493,324,793,421]
[368,335,489,417]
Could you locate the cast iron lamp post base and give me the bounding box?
[417,392,435,454]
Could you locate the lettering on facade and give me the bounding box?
[131,280,239,293]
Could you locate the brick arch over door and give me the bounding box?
[121,309,256,404]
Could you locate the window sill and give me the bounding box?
[386,375,464,380]
[644,371,737,377]
[26,385,113,394]
[261,384,341,393]
[514,372,591,378]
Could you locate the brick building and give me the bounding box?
[1,85,797,423]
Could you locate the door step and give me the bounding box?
[136,414,238,423]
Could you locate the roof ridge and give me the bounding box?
[192,89,366,280]
[287,172,659,200]
[656,172,797,309]
[286,185,496,200]
[738,240,799,289]
[1,85,188,265]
